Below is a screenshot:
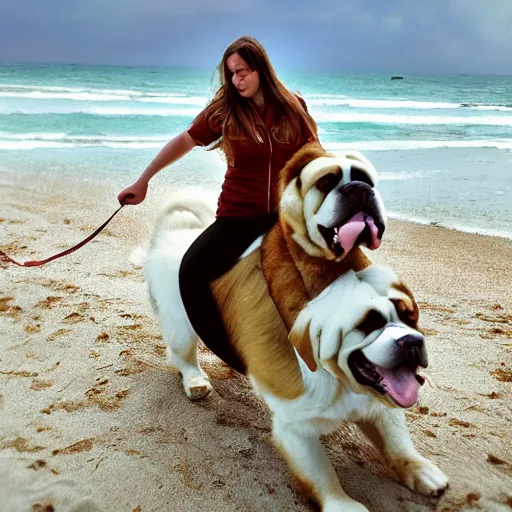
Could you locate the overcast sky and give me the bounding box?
[1,0,511,74]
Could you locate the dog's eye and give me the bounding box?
[351,167,374,187]
[356,309,387,335]
[315,173,339,194]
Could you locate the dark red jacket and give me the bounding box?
[187,97,312,217]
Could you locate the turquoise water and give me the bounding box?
[1,64,511,237]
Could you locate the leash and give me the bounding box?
[0,199,130,268]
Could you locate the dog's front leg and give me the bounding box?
[273,419,369,512]
[357,410,449,497]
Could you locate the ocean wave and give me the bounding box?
[0,105,202,116]
[0,83,152,96]
[138,96,207,104]
[1,104,511,128]
[0,132,68,141]
[388,212,512,241]
[0,133,169,150]
[313,112,512,126]
[461,103,512,112]
[2,134,512,152]
[1,85,510,112]
[325,140,512,151]
[0,90,207,105]
[307,98,461,109]
[377,169,447,181]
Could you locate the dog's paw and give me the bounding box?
[323,497,369,512]
[183,375,213,401]
[395,457,449,497]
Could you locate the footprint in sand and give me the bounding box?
[36,279,80,294]
[420,327,439,336]
[0,297,23,318]
[42,387,130,414]
[25,323,41,333]
[62,312,86,324]
[30,380,53,391]
[475,311,512,324]
[36,297,64,309]
[99,269,137,278]
[52,439,94,456]
[0,437,46,453]
[46,329,72,342]
[0,241,28,254]
[491,367,512,382]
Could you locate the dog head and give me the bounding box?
[279,143,387,261]
[289,265,426,408]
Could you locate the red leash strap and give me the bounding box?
[0,204,125,268]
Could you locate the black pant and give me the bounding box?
[178,213,278,373]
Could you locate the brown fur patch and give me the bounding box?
[212,251,304,400]
[262,222,370,366]
[392,282,420,328]
[288,319,317,372]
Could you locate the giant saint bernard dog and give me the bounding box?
[144,144,449,511]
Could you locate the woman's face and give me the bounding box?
[226,53,262,102]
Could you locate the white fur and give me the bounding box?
[144,188,217,399]
[143,189,448,510]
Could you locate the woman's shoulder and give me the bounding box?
[187,102,222,147]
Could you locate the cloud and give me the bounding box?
[0,0,511,74]
[449,0,512,44]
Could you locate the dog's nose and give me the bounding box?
[340,181,371,200]
[395,333,423,348]
[395,334,428,368]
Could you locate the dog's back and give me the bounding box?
[144,187,217,317]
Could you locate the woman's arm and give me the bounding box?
[117,131,197,205]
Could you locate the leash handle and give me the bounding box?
[0,204,125,268]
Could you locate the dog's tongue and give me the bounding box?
[337,212,381,253]
[378,365,421,408]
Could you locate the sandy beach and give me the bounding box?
[1,174,511,512]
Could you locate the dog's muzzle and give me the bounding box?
[317,181,386,258]
[348,324,428,408]
[340,181,386,239]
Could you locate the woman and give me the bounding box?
[118,35,319,372]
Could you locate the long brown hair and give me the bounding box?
[204,36,319,164]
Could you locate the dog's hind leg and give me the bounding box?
[157,300,212,401]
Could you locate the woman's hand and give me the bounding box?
[117,180,148,205]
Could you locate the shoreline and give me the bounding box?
[387,212,512,242]
[1,157,511,245]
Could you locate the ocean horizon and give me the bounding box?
[1,63,511,240]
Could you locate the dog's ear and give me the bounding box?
[390,282,419,328]
[278,142,332,195]
[289,319,318,372]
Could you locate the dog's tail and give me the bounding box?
[153,187,217,234]
[129,187,217,269]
